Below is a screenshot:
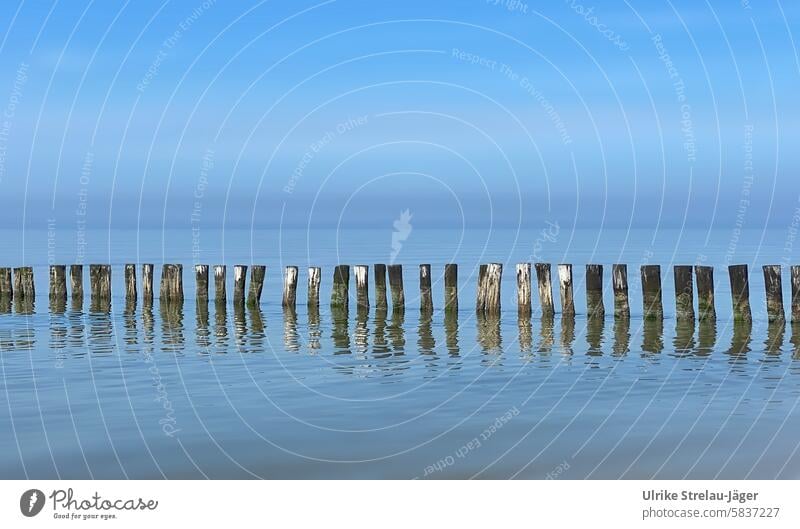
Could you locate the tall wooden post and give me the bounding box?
[233,265,247,305]
[388,264,404,310]
[558,264,575,316]
[142,264,154,305]
[641,265,663,320]
[214,265,226,303]
[374,264,388,310]
[674,265,694,320]
[355,265,369,311]
[195,265,209,301]
[331,265,350,309]
[763,265,784,322]
[159,264,183,302]
[728,264,752,322]
[419,264,433,312]
[586,264,604,318]
[70,265,83,303]
[477,263,502,314]
[247,265,266,308]
[792,265,800,323]
[49,265,67,301]
[307,266,321,307]
[282,266,298,309]
[535,263,554,317]
[444,264,458,313]
[124,264,137,303]
[695,265,715,321]
[612,264,630,318]
[516,263,531,317]
[89,265,111,302]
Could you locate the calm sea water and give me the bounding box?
[1,228,800,479]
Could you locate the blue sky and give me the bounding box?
[0,0,798,230]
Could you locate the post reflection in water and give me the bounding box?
[444,311,459,356]
[283,307,300,353]
[538,315,554,355]
[791,323,800,360]
[642,318,664,355]
[417,310,435,356]
[695,319,717,357]
[612,317,630,356]
[388,308,405,354]
[586,315,604,357]
[354,307,369,355]
[249,306,265,352]
[214,301,228,353]
[673,319,696,357]
[88,305,114,356]
[49,299,67,363]
[196,301,210,351]
[331,306,350,354]
[560,315,575,357]
[123,298,138,352]
[476,312,502,354]
[307,305,321,353]
[764,321,785,357]
[159,301,185,355]
[518,314,532,355]
[728,319,753,360]
[372,307,390,357]
[233,302,247,352]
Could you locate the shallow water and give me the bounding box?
[1,228,800,479]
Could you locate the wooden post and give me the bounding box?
[247,265,266,308]
[476,264,487,312]
[233,265,247,304]
[516,263,531,317]
[214,265,226,303]
[354,265,369,311]
[585,264,604,318]
[142,264,154,305]
[558,264,575,316]
[49,265,67,301]
[159,264,184,302]
[763,265,785,322]
[419,264,433,312]
[124,264,137,303]
[13,267,35,300]
[641,265,663,320]
[331,265,350,309]
[674,265,694,320]
[69,265,83,306]
[792,265,800,323]
[0,267,12,299]
[535,263,554,317]
[612,264,630,318]
[195,265,209,301]
[728,264,752,322]
[695,265,716,321]
[388,264,404,310]
[477,263,502,314]
[374,264,388,310]
[89,264,111,301]
[307,266,321,307]
[444,263,458,313]
[282,266,298,308]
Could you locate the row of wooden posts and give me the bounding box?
[0,263,798,322]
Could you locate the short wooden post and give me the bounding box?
[419,264,433,312]
[159,264,184,302]
[388,264,404,310]
[557,264,575,316]
[641,265,663,320]
[213,265,226,303]
[674,265,694,320]
[195,265,209,301]
[728,264,752,322]
[247,265,266,308]
[535,263,554,317]
[792,266,800,323]
[89,264,111,301]
[49,265,67,301]
[0,267,12,299]
[695,265,716,321]
[763,265,784,322]
[69,265,83,306]
[282,266,298,308]
[476,264,487,311]
[124,264,137,303]
[374,264,388,310]
[612,264,630,318]
[585,264,604,318]
[307,266,321,306]
[516,263,531,317]
[142,264,154,305]
[477,263,502,314]
[444,263,458,313]
[354,265,369,311]
[13,267,35,301]
[331,265,350,309]
[233,265,247,304]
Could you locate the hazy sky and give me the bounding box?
[0,0,798,230]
